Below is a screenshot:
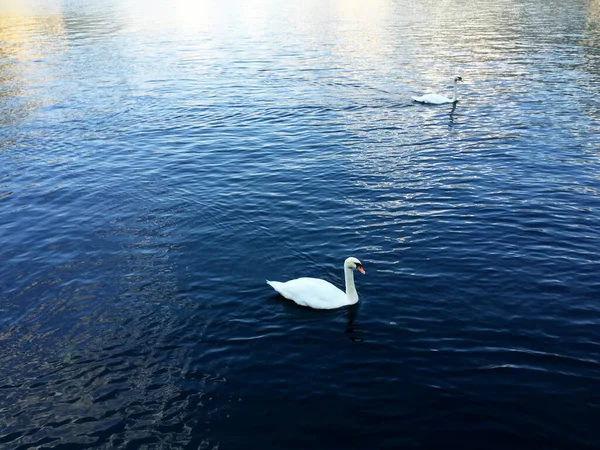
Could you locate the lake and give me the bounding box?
[1,0,600,448]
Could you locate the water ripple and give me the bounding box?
[2,0,600,448]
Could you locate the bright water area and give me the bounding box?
[1,0,600,448]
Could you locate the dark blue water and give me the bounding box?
[2,0,600,448]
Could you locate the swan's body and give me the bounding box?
[267,257,365,310]
[413,93,455,105]
[413,76,463,104]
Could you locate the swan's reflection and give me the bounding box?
[448,101,458,126]
[345,303,364,343]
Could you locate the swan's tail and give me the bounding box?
[266,280,284,292]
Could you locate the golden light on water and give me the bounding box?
[589,0,600,26]
[0,1,65,62]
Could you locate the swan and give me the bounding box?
[267,257,365,309]
[412,76,463,104]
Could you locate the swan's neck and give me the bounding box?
[452,80,458,102]
[344,266,358,304]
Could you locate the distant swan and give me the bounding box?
[267,257,365,309]
[413,76,463,104]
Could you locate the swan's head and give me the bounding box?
[344,257,365,274]
[454,76,463,82]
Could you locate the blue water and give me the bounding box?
[2,0,600,448]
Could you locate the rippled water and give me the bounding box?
[1,0,600,448]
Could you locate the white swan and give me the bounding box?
[412,76,463,104]
[267,257,365,309]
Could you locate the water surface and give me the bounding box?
[1,0,600,448]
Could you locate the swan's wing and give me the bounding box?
[412,93,452,104]
[267,277,346,309]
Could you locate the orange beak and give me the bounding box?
[357,266,366,274]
